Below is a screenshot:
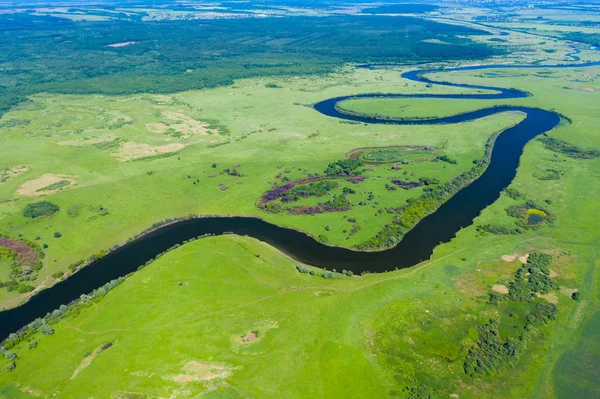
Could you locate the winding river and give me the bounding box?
[1,60,599,341]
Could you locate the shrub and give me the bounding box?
[53,232,62,238]
[28,341,38,350]
[40,324,54,336]
[5,362,15,372]
[23,201,59,218]
[572,292,580,300]
[4,350,16,360]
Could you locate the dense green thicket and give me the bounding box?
[283,181,338,202]
[538,135,599,159]
[22,201,60,219]
[324,160,363,176]
[464,320,526,378]
[467,253,560,378]
[0,13,500,116]
[561,32,600,48]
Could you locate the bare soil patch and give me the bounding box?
[168,360,235,384]
[145,111,218,139]
[518,254,529,263]
[114,142,185,162]
[501,254,517,262]
[241,332,257,342]
[17,174,76,196]
[492,284,509,294]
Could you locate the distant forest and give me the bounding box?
[0,13,502,115]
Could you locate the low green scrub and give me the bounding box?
[464,319,526,378]
[538,134,599,159]
[22,201,60,219]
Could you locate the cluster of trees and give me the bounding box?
[436,155,457,164]
[0,236,44,293]
[538,134,599,159]
[0,13,501,118]
[502,188,523,200]
[22,201,60,218]
[463,320,526,378]
[324,160,363,176]
[465,253,563,379]
[477,224,523,235]
[282,181,338,202]
[508,253,557,302]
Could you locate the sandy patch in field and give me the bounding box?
[501,254,517,262]
[492,284,509,294]
[107,41,136,47]
[57,135,117,147]
[549,269,558,278]
[113,142,185,161]
[537,292,559,304]
[145,111,217,139]
[71,342,113,380]
[17,174,76,196]
[168,361,236,384]
[241,332,257,342]
[0,165,29,183]
[519,254,529,263]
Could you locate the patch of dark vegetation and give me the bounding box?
[436,154,457,164]
[0,236,44,293]
[259,160,364,214]
[466,253,560,378]
[538,134,599,159]
[390,179,423,189]
[324,159,363,176]
[0,14,499,118]
[22,201,60,218]
[502,187,522,200]
[282,181,338,203]
[464,319,526,378]
[223,168,245,177]
[533,168,563,181]
[477,224,523,235]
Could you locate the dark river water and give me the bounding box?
[1,60,598,341]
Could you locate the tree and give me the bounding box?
[40,324,54,336]
[572,292,580,300]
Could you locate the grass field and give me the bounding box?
[0,8,599,399]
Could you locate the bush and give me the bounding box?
[4,350,16,360]
[5,362,15,372]
[572,292,580,300]
[23,201,59,218]
[296,265,310,274]
[28,341,38,350]
[40,324,54,336]
[53,232,62,238]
